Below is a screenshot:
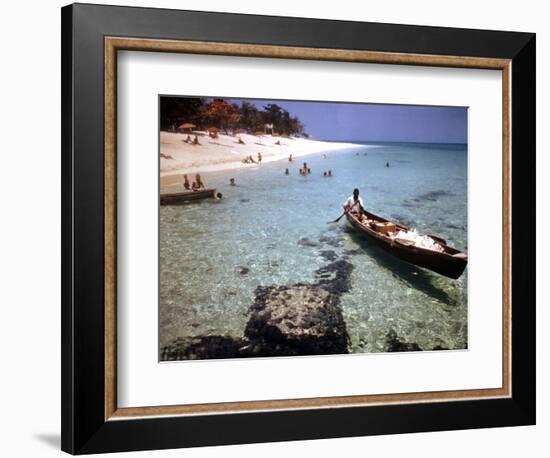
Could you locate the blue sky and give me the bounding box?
[227,98,467,144]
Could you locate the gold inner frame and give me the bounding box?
[104,37,512,421]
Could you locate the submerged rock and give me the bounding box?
[245,283,349,356]
[413,190,453,202]
[161,335,245,360]
[343,248,362,256]
[385,329,423,352]
[402,201,418,208]
[319,250,338,261]
[318,235,342,247]
[161,255,356,361]
[237,266,250,275]
[315,260,354,294]
[445,223,465,231]
[243,259,354,357]
[298,237,319,248]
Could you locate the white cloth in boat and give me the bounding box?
[343,195,364,213]
[391,229,444,253]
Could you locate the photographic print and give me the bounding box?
[159,96,468,361]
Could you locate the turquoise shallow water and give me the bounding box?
[159,143,468,355]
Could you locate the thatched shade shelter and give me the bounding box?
[178,122,196,132]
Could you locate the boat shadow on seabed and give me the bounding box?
[344,227,458,307]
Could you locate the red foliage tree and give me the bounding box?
[203,99,241,133]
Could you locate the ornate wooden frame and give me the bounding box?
[62,3,535,454]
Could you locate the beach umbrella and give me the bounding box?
[178,122,196,132]
[207,126,220,133]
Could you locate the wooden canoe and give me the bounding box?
[346,211,467,279]
[160,188,216,205]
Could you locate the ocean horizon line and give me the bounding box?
[317,139,467,146]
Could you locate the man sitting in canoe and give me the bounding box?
[343,188,365,214]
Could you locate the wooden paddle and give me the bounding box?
[329,211,348,224]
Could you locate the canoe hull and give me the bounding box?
[346,212,467,279]
[160,188,216,205]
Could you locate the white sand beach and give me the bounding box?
[160,131,364,182]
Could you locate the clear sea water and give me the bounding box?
[159,142,468,354]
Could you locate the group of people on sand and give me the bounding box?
[183,173,205,191]
[242,155,257,164]
[242,152,262,165]
[184,135,201,145]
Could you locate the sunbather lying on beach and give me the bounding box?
[242,155,257,164]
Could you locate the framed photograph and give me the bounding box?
[61,3,536,454]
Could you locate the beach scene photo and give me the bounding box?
[159,96,468,361]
